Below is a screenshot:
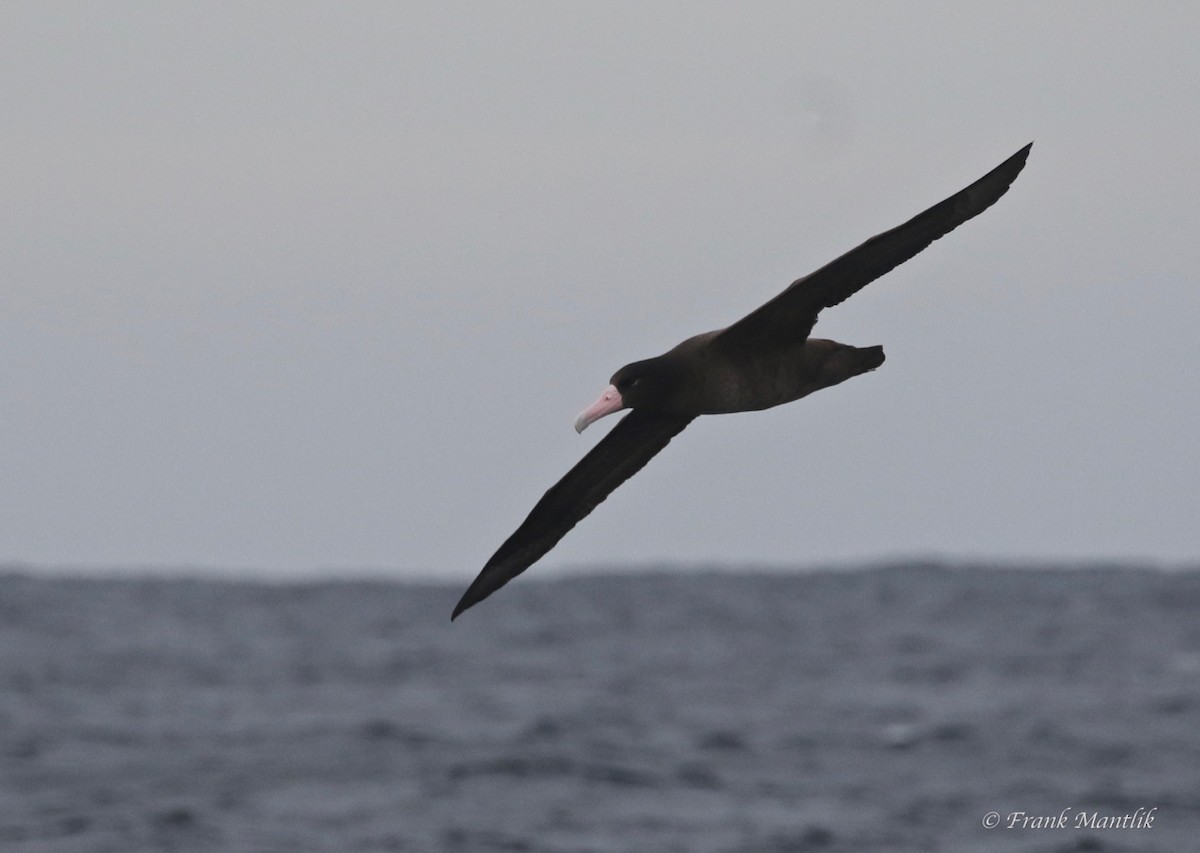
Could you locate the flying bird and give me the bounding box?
[452,143,1031,620]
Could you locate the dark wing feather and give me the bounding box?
[716,143,1031,352]
[452,409,694,619]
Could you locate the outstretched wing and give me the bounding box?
[716,143,1031,353]
[452,409,694,619]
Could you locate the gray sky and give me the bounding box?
[2,3,1198,578]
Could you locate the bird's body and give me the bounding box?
[453,144,1031,620]
[621,332,884,417]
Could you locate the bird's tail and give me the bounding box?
[853,345,885,373]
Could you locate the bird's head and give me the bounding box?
[574,356,684,433]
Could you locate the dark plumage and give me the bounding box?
[453,143,1031,619]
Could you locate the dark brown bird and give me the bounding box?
[452,143,1031,620]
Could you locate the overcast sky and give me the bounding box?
[2,3,1197,579]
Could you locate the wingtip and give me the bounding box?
[450,575,490,621]
[977,142,1032,202]
[1001,142,1032,172]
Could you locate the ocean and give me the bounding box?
[1,563,1197,852]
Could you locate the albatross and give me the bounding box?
[452,143,1031,620]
